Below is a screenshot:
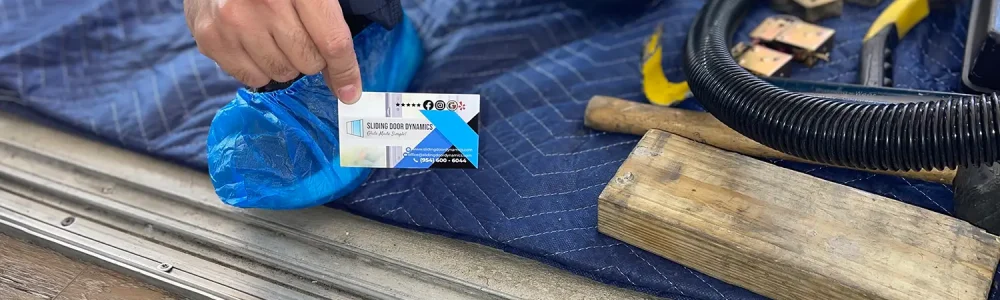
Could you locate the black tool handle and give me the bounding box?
[954,163,1000,235]
[858,25,899,87]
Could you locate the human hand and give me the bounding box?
[184,0,363,104]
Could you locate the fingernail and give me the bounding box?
[337,85,360,104]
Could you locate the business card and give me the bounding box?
[338,92,480,169]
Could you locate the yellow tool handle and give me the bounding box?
[864,0,931,41]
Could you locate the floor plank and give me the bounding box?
[0,233,176,300]
[0,233,86,298]
[54,265,175,300]
[0,278,48,300]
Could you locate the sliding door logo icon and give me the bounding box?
[346,119,364,137]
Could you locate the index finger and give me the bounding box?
[294,0,363,104]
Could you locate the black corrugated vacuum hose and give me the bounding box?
[683,0,1000,172]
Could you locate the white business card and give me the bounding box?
[338,92,481,169]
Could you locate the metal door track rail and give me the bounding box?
[0,122,505,299]
[0,112,652,300]
[0,189,321,300]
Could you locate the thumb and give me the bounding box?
[294,0,363,104]
[323,47,363,104]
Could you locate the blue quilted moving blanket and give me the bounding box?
[1,0,988,299]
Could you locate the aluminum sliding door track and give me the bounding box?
[0,112,654,300]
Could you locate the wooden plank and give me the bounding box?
[597,130,1000,300]
[0,233,86,298]
[54,265,176,300]
[0,233,176,300]
[0,284,46,300]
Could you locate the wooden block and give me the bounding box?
[597,130,1000,300]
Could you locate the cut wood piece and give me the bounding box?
[597,130,1000,300]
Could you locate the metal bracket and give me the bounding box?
[750,16,836,67]
[733,43,795,77]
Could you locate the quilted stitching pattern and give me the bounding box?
[339,1,980,299]
[0,0,985,298]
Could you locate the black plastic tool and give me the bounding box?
[962,0,1000,93]
[952,0,1000,236]
[770,77,1000,234]
[955,163,1000,233]
[855,0,1000,235]
[686,0,1000,235]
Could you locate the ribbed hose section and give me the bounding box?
[683,0,1000,172]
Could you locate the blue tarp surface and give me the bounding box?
[1,0,990,299]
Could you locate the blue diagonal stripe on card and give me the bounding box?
[421,110,479,167]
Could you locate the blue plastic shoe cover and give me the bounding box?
[206,14,424,210]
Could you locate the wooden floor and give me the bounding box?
[0,233,177,300]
